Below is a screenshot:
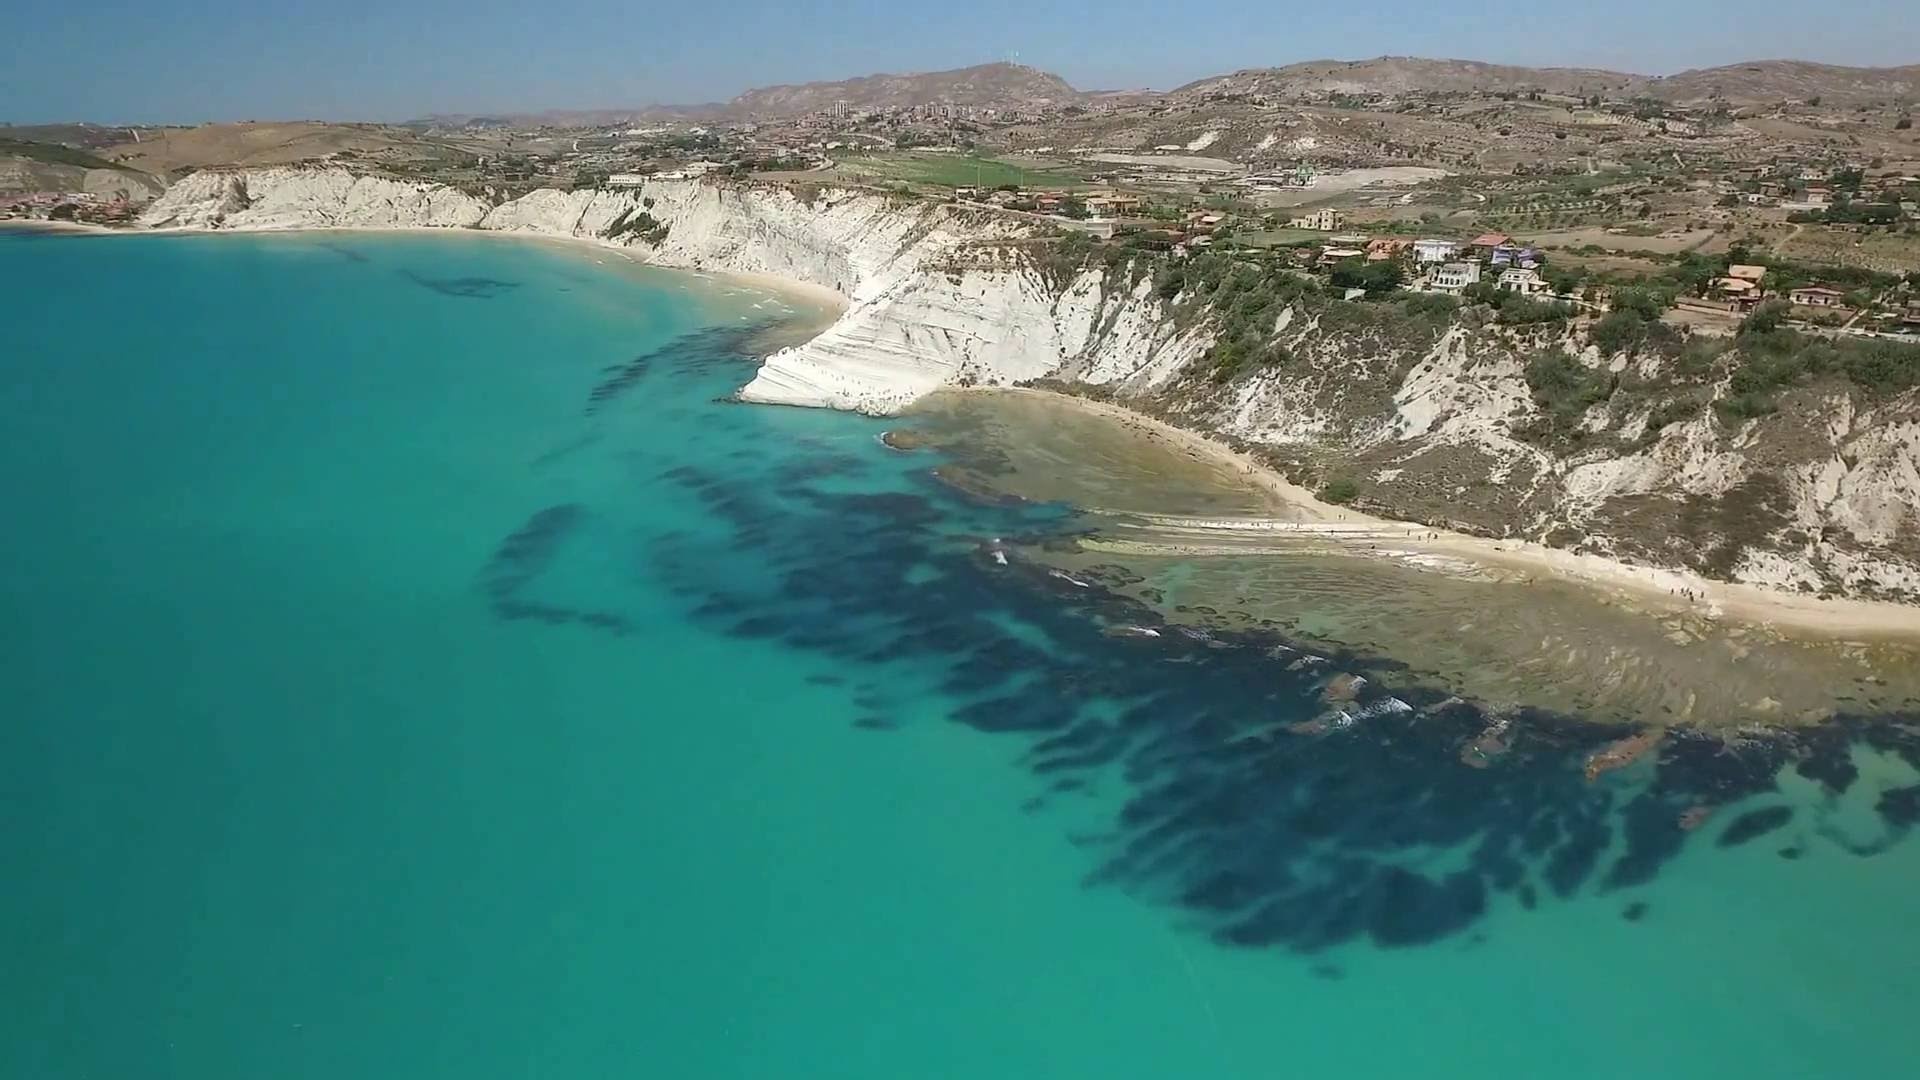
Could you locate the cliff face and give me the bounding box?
[1121,293,1920,601]
[143,168,489,229]
[138,167,1200,412]
[137,167,1920,600]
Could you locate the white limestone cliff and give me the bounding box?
[139,167,1194,414]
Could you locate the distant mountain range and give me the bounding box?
[401,56,1920,128]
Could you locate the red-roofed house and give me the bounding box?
[1366,237,1413,262]
[1469,233,1512,254]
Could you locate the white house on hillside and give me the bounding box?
[1498,268,1551,296]
[1414,239,1460,264]
[1429,262,1481,294]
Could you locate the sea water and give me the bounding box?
[4,228,1918,1079]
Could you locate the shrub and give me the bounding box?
[1742,300,1791,335]
[1526,348,1615,429]
[1321,477,1361,504]
[1399,292,1458,320]
[1495,295,1573,326]
[1635,398,1701,447]
[1328,258,1403,296]
[1590,310,1649,355]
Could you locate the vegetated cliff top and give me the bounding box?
[1172,55,1920,105]
[725,62,1083,117]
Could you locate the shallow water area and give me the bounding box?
[6,229,1920,1080]
[904,387,1920,728]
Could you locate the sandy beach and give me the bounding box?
[950,386,1920,643]
[0,219,116,235]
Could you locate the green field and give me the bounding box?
[827,152,1092,190]
[1239,228,1329,248]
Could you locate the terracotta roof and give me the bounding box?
[1470,233,1511,247]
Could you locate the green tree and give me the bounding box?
[1743,299,1792,335]
[1328,258,1402,296]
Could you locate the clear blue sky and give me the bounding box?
[6,0,1915,124]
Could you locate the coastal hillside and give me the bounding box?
[138,167,1920,603]
[0,137,163,200]
[98,121,473,175]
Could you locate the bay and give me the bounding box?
[4,229,1917,1079]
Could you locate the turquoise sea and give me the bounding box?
[5,228,1920,1079]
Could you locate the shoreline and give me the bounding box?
[44,211,1916,641]
[939,385,1920,643]
[0,219,116,235]
[72,218,853,333]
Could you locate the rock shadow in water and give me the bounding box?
[476,504,632,635]
[474,335,1920,956]
[398,268,520,299]
[584,325,771,415]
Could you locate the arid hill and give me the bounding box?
[725,62,1082,117]
[1639,60,1920,104]
[1174,57,1642,100]
[0,137,164,199]
[1173,55,1920,106]
[98,121,470,176]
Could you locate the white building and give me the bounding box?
[1429,262,1481,294]
[1498,268,1551,296]
[1414,239,1461,265]
[1289,208,1343,231]
[607,174,650,187]
[652,161,725,182]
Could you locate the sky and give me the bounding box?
[5,0,1915,124]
